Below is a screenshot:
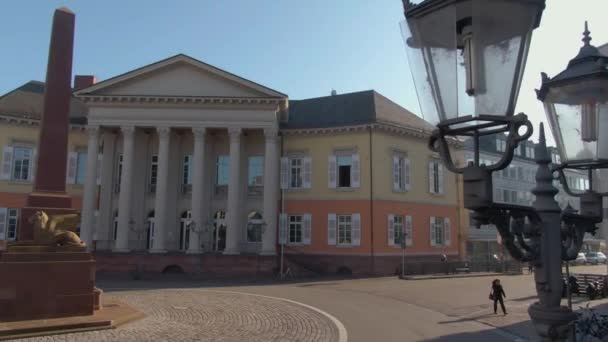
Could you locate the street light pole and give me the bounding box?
[400,2,608,340]
[527,125,577,339]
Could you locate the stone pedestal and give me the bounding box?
[528,302,577,342]
[0,247,99,322]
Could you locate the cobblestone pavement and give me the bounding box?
[15,290,342,342]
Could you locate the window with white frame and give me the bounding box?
[281,156,312,190]
[328,153,359,189]
[279,213,312,245]
[429,159,444,194]
[288,215,303,244]
[430,216,451,247]
[394,215,404,245]
[392,153,410,192]
[388,214,412,247]
[7,209,18,240]
[0,208,19,241]
[216,155,229,186]
[248,156,264,187]
[327,213,359,246]
[289,158,303,188]
[182,154,192,193]
[337,215,352,245]
[149,155,158,193]
[12,147,33,182]
[434,217,444,245]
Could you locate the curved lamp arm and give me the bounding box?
[490,209,536,262]
[429,113,533,174]
[487,114,534,173]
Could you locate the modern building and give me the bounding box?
[0,54,466,276]
[465,134,604,262]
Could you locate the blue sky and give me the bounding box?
[2,0,608,141]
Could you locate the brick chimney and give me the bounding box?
[74,75,96,91]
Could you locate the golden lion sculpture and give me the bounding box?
[9,211,85,248]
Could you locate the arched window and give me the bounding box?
[247,211,263,243]
[212,210,227,252]
[179,210,191,251]
[147,210,155,250]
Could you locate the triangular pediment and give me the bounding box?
[75,54,287,99]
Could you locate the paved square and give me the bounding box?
[12,265,608,342]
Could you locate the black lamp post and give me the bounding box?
[402,1,606,340]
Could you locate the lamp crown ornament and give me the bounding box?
[582,21,591,46]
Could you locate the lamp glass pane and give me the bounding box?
[402,0,541,126]
[469,0,537,117]
[401,5,458,126]
[544,79,608,163]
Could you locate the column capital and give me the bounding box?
[157,126,171,140]
[121,126,135,138]
[228,127,242,141]
[192,127,207,140]
[264,128,280,142]
[86,125,100,134]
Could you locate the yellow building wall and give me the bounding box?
[282,130,371,200]
[0,121,87,199]
[370,130,459,206]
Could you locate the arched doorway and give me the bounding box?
[146,210,155,250]
[247,211,263,243]
[179,210,191,251]
[213,210,227,252]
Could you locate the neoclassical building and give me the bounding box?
[1,54,467,276]
[74,54,287,257]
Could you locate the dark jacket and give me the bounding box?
[492,284,506,299]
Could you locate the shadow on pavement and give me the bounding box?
[428,320,533,342]
[97,274,352,293]
[438,313,496,324]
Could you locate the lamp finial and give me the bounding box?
[583,21,592,47]
[539,123,546,147]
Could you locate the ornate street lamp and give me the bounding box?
[401,1,606,340]
[537,22,608,218]
[400,0,543,211]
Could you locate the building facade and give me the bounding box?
[0,81,88,242]
[280,91,466,275]
[0,54,466,276]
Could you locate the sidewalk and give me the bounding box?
[466,296,608,341]
[400,272,505,281]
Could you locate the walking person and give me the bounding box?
[491,279,507,315]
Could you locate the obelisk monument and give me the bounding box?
[20,7,77,239]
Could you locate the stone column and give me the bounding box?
[150,126,171,253]
[98,132,116,250]
[261,128,280,255]
[114,126,135,252]
[188,127,207,254]
[80,125,99,250]
[224,127,242,255]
